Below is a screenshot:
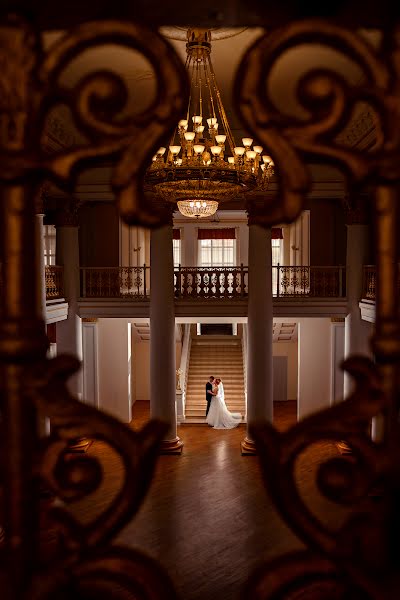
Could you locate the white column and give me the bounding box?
[298,318,331,419]
[344,222,370,398]
[56,205,83,399]
[82,318,99,409]
[182,225,196,266]
[150,224,182,453]
[242,223,273,454]
[97,318,131,421]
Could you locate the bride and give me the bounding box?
[206,377,242,429]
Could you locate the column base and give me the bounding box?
[241,437,257,455]
[336,440,352,455]
[160,437,183,455]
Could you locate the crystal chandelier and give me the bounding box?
[145,28,274,218]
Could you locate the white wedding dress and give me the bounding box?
[206,382,242,429]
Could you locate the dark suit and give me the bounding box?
[206,381,213,416]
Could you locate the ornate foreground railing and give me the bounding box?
[80,267,149,298]
[174,265,248,299]
[274,265,346,297]
[45,265,64,300]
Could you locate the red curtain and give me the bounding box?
[271,228,283,239]
[173,229,181,240]
[197,228,236,240]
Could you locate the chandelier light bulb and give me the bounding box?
[246,150,257,160]
[196,125,205,133]
[184,131,196,142]
[228,157,235,164]
[263,155,272,164]
[215,134,226,144]
[234,146,245,156]
[193,144,205,154]
[169,145,181,155]
[192,115,203,125]
[176,158,182,165]
[157,147,166,155]
[242,137,253,147]
[253,145,263,154]
[179,119,188,129]
[207,117,218,127]
[211,146,222,155]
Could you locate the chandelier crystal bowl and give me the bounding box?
[145,28,274,218]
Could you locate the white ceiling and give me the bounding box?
[43,27,370,142]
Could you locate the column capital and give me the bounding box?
[55,198,81,227]
[342,192,370,225]
[144,194,175,227]
[34,183,48,215]
[246,198,272,227]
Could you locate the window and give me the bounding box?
[173,239,181,267]
[43,225,56,266]
[272,236,283,295]
[198,238,236,267]
[271,238,282,266]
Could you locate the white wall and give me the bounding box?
[298,318,331,419]
[97,318,132,422]
[132,338,182,401]
[273,341,298,400]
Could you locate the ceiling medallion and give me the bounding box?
[145,28,274,219]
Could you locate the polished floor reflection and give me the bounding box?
[70,401,345,600]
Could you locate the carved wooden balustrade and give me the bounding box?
[44,265,64,299]
[274,265,346,297]
[80,266,149,299]
[174,265,248,299]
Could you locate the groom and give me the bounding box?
[205,376,215,417]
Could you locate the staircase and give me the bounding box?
[184,336,246,422]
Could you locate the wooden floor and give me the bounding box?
[69,401,347,600]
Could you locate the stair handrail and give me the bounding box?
[178,323,192,419]
[241,323,248,413]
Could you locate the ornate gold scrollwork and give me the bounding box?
[1,13,187,599]
[235,20,400,226]
[1,14,189,227]
[236,21,400,599]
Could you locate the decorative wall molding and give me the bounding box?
[336,107,376,149]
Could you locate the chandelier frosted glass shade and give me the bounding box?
[145,28,274,219]
[177,200,218,218]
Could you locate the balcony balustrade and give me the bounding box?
[274,265,346,298]
[45,265,64,300]
[362,264,400,301]
[362,265,376,300]
[79,265,346,300]
[174,266,248,299]
[80,266,149,299]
